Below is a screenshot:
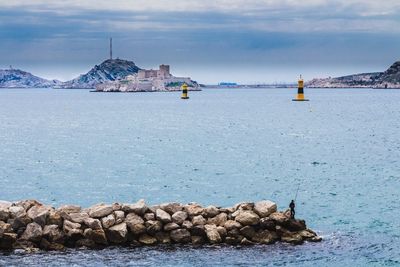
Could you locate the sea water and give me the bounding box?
[0,88,399,266]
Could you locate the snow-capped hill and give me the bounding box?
[0,69,60,88]
[58,59,141,89]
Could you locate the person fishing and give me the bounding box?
[289,200,295,219]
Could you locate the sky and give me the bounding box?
[1,0,400,84]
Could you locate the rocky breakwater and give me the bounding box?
[0,199,321,252]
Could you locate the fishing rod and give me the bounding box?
[294,184,300,202]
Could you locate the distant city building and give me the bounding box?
[218,82,238,86]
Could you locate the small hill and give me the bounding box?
[0,69,60,88]
[58,59,141,89]
[308,60,400,88]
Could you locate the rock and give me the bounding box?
[88,204,114,218]
[156,209,172,223]
[309,236,323,242]
[69,212,90,224]
[76,238,96,248]
[269,212,289,225]
[208,213,228,226]
[203,206,220,218]
[42,225,64,243]
[204,224,222,244]
[299,229,316,239]
[184,203,204,217]
[126,213,146,234]
[286,219,306,231]
[254,200,277,218]
[159,202,183,215]
[106,223,127,244]
[47,211,62,227]
[144,213,155,221]
[234,202,254,211]
[83,228,107,245]
[145,220,162,235]
[259,217,276,231]
[112,203,122,211]
[27,205,51,226]
[139,234,157,245]
[224,220,242,231]
[172,211,188,225]
[191,235,205,245]
[252,230,278,244]
[0,221,12,237]
[21,222,42,242]
[63,220,83,238]
[11,214,31,231]
[0,233,17,249]
[83,218,102,230]
[9,206,25,218]
[0,201,12,221]
[101,214,116,229]
[227,228,240,238]
[235,210,260,226]
[14,200,41,211]
[170,229,191,243]
[240,237,255,246]
[239,226,256,239]
[281,232,304,245]
[122,199,148,215]
[164,222,180,231]
[191,225,206,237]
[192,215,206,226]
[40,238,65,251]
[155,232,171,244]
[182,220,193,230]
[57,205,81,214]
[225,236,240,245]
[114,211,125,224]
[216,226,227,238]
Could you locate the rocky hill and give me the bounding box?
[58,59,141,89]
[0,69,60,88]
[308,61,400,88]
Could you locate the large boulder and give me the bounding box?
[88,204,114,218]
[269,212,290,225]
[47,211,62,227]
[184,203,204,217]
[170,229,191,243]
[234,210,260,226]
[254,200,277,218]
[106,223,127,244]
[259,217,276,231]
[20,222,43,242]
[234,202,254,211]
[8,206,25,218]
[126,213,146,234]
[83,218,102,230]
[114,211,125,224]
[164,222,180,231]
[281,231,304,245]
[122,199,148,215]
[159,202,183,215]
[204,224,222,244]
[285,219,306,231]
[63,220,83,238]
[156,209,172,223]
[252,230,278,244]
[0,221,12,237]
[57,205,81,214]
[27,205,51,226]
[84,228,108,245]
[192,215,206,226]
[0,233,17,249]
[239,226,256,239]
[224,220,242,231]
[203,206,220,218]
[155,232,171,244]
[172,211,188,225]
[145,220,162,235]
[0,201,12,221]
[69,212,90,224]
[208,213,228,226]
[101,214,116,229]
[42,225,64,243]
[139,234,157,245]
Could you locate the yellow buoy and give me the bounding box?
[181,83,189,99]
[292,75,309,101]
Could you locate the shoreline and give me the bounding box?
[0,199,321,252]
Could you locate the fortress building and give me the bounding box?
[138,65,171,79]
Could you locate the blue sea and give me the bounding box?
[0,88,399,266]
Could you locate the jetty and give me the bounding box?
[0,199,321,252]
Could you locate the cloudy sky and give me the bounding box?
[1,0,400,83]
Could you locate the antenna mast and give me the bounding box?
[110,38,113,60]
